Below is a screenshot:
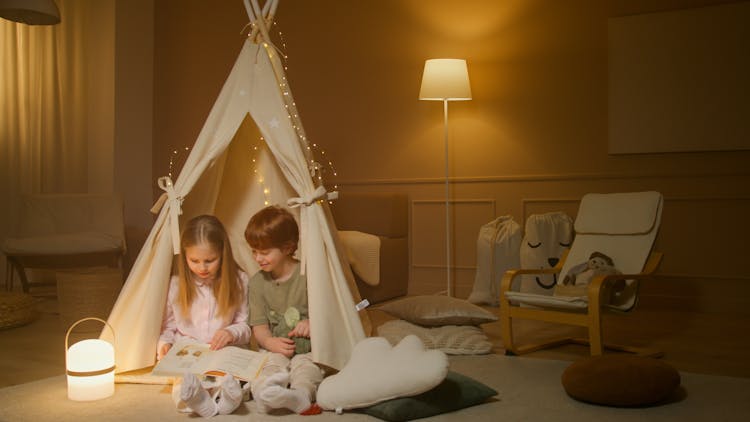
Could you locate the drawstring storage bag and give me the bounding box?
[467,216,521,306]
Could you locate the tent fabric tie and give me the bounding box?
[287,185,338,208]
[151,176,183,254]
[287,186,338,276]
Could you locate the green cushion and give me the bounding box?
[359,371,497,421]
[561,355,680,407]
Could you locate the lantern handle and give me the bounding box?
[65,317,116,355]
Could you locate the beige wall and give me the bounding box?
[115,0,154,272]
[152,0,750,314]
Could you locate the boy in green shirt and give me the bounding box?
[245,205,323,415]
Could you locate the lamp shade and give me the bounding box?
[0,0,60,25]
[66,318,115,401]
[419,59,472,101]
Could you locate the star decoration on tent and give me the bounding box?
[269,117,280,128]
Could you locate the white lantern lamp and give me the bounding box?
[65,317,116,401]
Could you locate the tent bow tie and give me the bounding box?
[287,185,338,208]
[287,185,337,277]
[151,176,184,254]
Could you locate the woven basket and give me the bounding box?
[0,292,39,330]
[56,267,122,332]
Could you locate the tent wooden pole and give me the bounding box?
[242,0,313,167]
[248,0,277,43]
[245,1,314,169]
[242,0,256,21]
[250,0,316,169]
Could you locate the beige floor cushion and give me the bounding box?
[378,319,493,355]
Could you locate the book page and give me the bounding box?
[200,346,267,381]
[152,343,267,381]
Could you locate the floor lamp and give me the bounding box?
[419,58,472,297]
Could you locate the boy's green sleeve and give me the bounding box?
[248,274,268,326]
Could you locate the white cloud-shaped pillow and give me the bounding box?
[316,335,449,410]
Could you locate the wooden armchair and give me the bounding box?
[499,191,663,357]
[2,194,126,294]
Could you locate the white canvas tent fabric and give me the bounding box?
[105,31,366,372]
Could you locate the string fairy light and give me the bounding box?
[250,140,271,206]
[162,20,339,207]
[168,146,191,180]
[243,19,340,206]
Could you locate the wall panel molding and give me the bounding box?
[410,199,495,269]
[656,273,750,281]
[348,179,749,314]
[337,171,750,187]
[521,197,580,222]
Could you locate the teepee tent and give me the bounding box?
[105,0,367,373]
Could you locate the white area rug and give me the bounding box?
[1,354,748,421]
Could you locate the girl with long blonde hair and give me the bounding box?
[158,214,251,417]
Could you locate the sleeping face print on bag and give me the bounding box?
[518,212,573,295]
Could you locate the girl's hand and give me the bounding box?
[265,336,296,358]
[157,343,172,360]
[209,329,235,350]
[288,319,310,338]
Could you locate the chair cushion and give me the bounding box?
[18,194,125,238]
[575,191,662,235]
[561,355,680,406]
[359,371,497,421]
[377,295,498,327]
[505,291,588,310]
[2,233,124,255]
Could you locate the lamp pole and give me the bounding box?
[443,99,451,297]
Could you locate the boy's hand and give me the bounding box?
[157,343,172,360]
[209,329,235,350]
[288,319,310,338]
[265,336,296,358]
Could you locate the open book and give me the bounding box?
[152,342,268,382]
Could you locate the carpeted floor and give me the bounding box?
[2,297,750,421]
[1,354,749,421]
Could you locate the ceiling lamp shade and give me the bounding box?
[419,59,472,101]
[0,0,60,25]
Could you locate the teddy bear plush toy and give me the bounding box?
[554,251,621,298]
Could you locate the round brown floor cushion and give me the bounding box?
[561,355,680,407]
